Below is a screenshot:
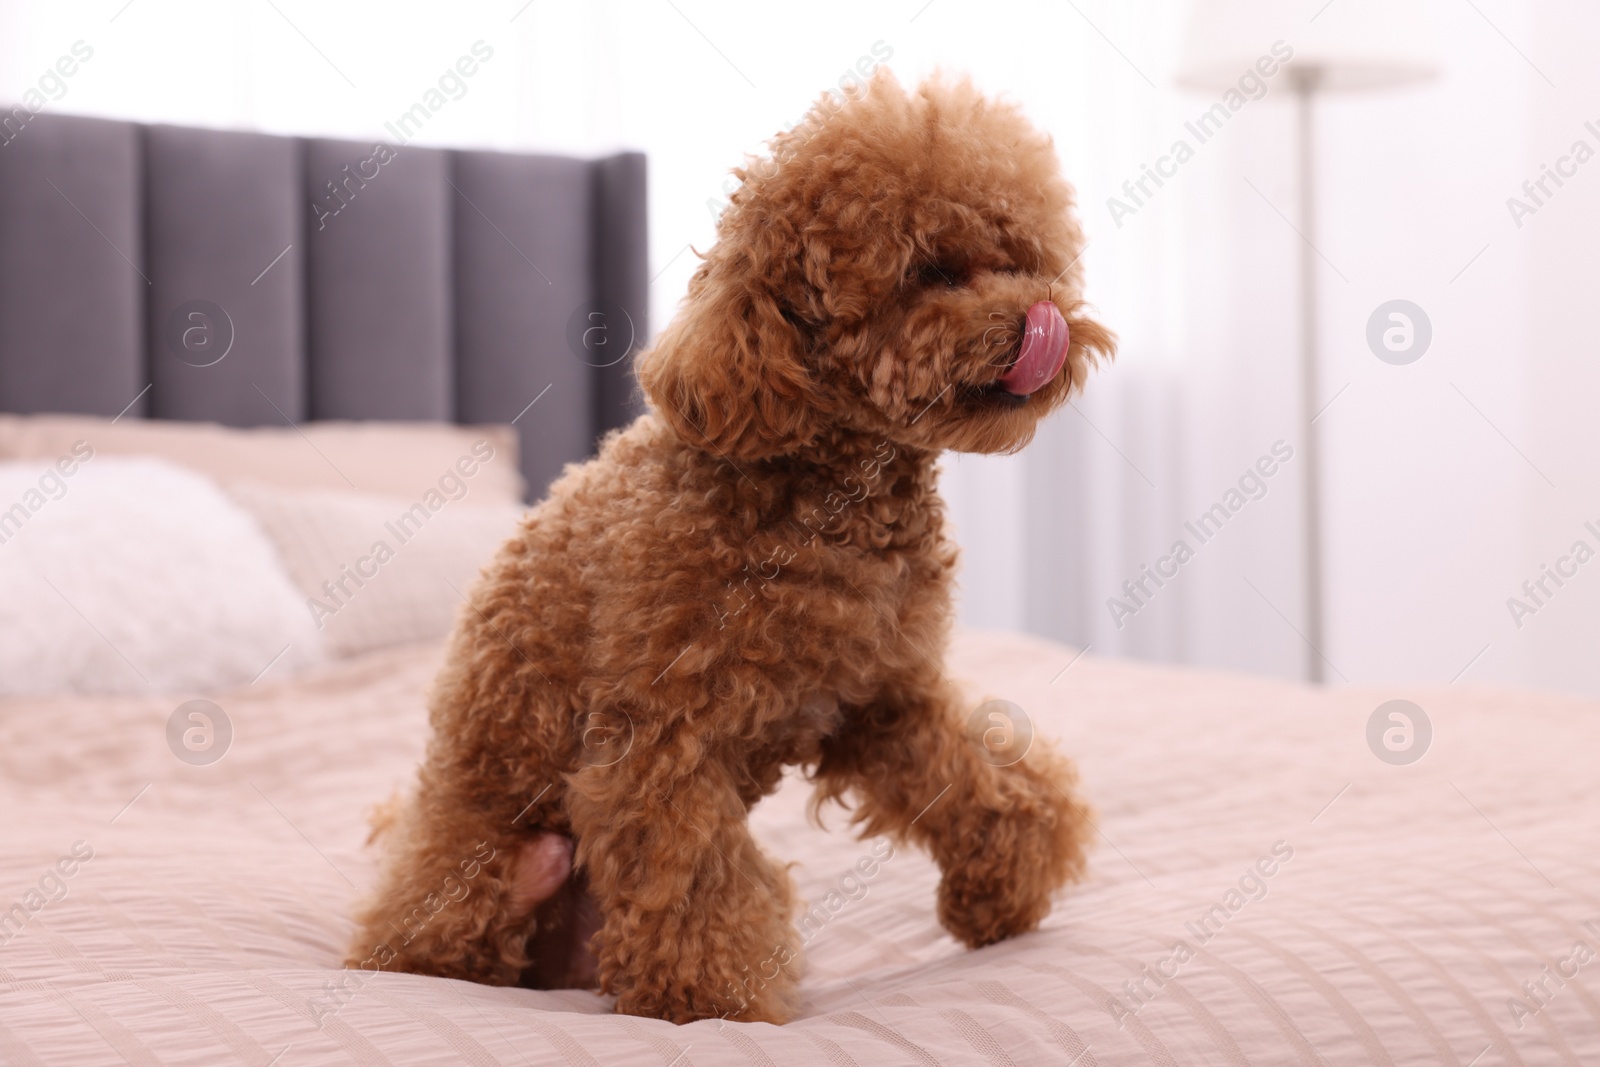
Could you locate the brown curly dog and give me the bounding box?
[348,69,1114,1025]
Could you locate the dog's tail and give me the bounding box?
[363,788,408,847]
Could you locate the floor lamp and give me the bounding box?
[1175,1,1435,683]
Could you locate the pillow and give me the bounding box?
[0,414,524,504]
[227,479,524,659]
[0,454,324,697]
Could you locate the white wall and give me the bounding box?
[4,0,1597,696]
[1520,2,1600,697]
[1312,2,1532,692]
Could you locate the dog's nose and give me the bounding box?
[997,301,1070,396]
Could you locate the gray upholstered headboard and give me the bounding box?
[0,112,648,500]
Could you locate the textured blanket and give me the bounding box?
[1,630,1594,1065]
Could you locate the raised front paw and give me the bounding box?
[936,778,1093,947]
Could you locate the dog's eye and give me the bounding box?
[912,262,963,288]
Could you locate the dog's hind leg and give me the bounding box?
[520,850,602,990]
[345,778,551,986]
[510,834,604,990]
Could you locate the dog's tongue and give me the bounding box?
[998,301,1070,396]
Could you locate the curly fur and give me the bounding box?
[348,70,1114,1024]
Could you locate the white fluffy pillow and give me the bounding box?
[0,455,324,696]
[226,481,523,658]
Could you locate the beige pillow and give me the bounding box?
[0,415,524,504]
[226,480,524,658]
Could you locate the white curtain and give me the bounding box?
[6,0,1594,694]
[934,2,1308,681]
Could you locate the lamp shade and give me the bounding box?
[1175,0,1439,93]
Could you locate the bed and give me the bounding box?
[2,115,1597,1066]
[4,631,1597,1065]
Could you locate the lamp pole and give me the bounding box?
[1292,64,1325,685]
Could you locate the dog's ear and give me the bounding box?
[637,250,821,461]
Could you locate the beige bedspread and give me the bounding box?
[1,630,1595,1065]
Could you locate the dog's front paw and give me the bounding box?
[937,858,1053,947]
[936,781,1093,948]
[609,936,800,1024]
[594,862,802,1024]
